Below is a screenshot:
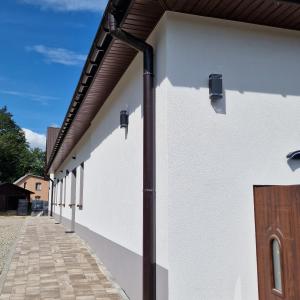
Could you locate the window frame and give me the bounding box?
[35,182,42,191]
[78,162,84,209]
[269,234,284,297]
[71,168,77,205]
[59,179,63,205]
[63,173,68,207]
[53,183,57,205]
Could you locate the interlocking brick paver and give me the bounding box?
[0,217,127,300]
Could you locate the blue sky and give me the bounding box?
[0,0,108,149]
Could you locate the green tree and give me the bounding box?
[26,148,46,176]
[0,106,46,182]
[0,106,29,182]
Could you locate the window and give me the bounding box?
[52,184,56,205]
[60,179,63,205]
[63,171,70,206]
[271,238,283,294]
[78,163,84,209]
[71,169,77,205]
[24,182,27,189]
[54,183,58,204]
[63,176,67,206]
[35,182,42,191]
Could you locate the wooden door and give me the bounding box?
[254,185,300,300]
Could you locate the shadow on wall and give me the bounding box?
[287,159,300,172]
[69,16,300,164]
[211,90,226,115]
[83,17,300,153]
[161,15,300,98]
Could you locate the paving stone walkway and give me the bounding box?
[0,217,127,300]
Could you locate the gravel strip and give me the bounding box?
[0,216,25,275]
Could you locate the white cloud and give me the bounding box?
[26,45,86,66]
[0,89,59,105]
[21,0,107,12]
[23,128,46,150]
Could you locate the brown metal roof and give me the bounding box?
[0,183,34,195]
[14,174,47,185]
[46,127,60,164]
[47,0,300,173]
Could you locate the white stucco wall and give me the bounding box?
[51,11,300,300]
[52,14,169,294]
[164,12,300,300]
[53,54,144,251]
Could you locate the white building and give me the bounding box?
[46,1,300,299]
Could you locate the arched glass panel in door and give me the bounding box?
[271,238,282,293]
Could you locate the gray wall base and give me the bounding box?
[53,213,168,300]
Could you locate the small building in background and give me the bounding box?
[14,174,49,201]
[0,183,32,211]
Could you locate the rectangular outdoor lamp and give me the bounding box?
[120,110,129,128]
[209,74,223,100]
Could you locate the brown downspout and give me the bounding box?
[50,179,54,217]
[108,11,156,300]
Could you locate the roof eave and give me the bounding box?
[46,0,133,173]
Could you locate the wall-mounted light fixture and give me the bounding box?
[287,150,300,160]
[209,74,223,101]
[120,110,129,128]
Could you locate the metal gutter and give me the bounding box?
[108,7,156,300]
